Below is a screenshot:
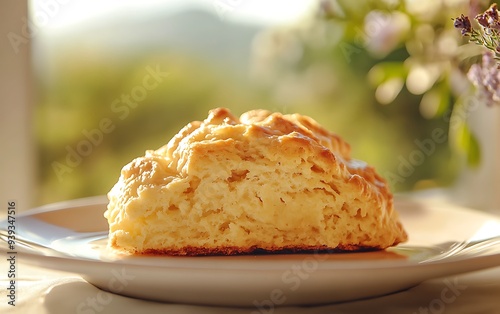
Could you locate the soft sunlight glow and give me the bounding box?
[30,0,316,33]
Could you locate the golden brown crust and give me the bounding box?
[141,244,383,256]
[105,108,408,256]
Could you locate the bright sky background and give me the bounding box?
[30,0,317,32]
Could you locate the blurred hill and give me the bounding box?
[33,8,271,204]
[34,9,263,78]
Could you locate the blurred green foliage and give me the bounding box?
[35,1,498,205]
[35,51,264,204]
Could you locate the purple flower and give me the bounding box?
[485,3,499,21]
[455,4,500,71]
[475,13,490,28]
[481,3,500,30]
[467,52,500,106]
[454,14,472,36]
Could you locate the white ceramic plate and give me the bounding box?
[1,195,500,306]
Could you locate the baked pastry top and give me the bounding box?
[104,108,407,255]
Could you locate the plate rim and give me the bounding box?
[5,195,500,306]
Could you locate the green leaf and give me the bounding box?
[455,123,481,167]
[466,133,481,167]
[435,83,451,117]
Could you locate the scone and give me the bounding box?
[104,108,407,255]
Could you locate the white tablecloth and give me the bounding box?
[1,261,500,314]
